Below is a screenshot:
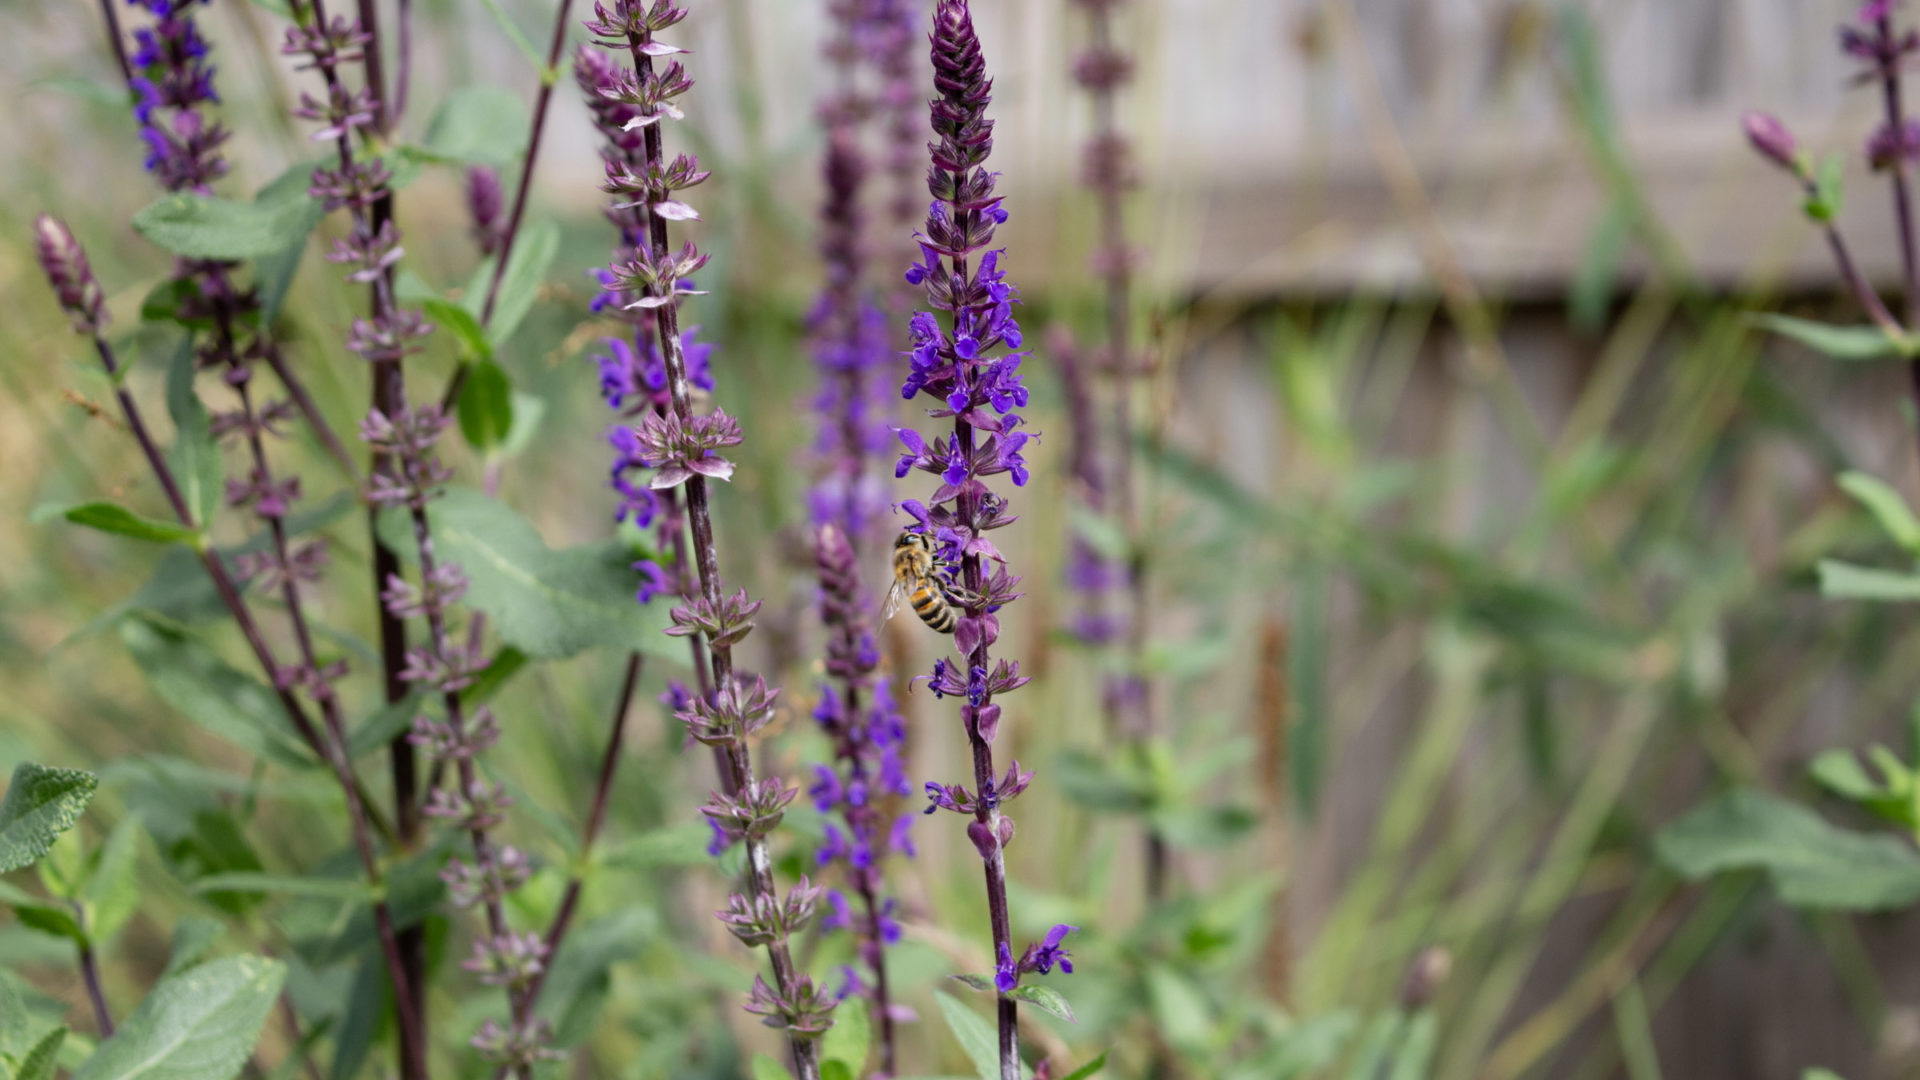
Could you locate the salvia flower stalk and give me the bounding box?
[280,0,424,906]
[897,4,1075,1075]
[810,525,913,1070]
[575,40,730,796]
[1745,4,1916,342]
[123,0,356,472]
[285,0,545,1072]
[804,4,918,1072]
[582,1,833,1073]
[1063,0,1166,897]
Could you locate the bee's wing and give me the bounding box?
[881,577,909,622]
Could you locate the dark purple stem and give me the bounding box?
[394,0,414,124]
[1079,0,1163,902]
[288,0,429,1070]
[482,0,574,328]
[444,0,578,412]
[83,331,387,835]
[621,25,820,1078]
[280,993,326,1080]
[489,650,642,1080]
[1814,210,1903,334]
[1878,15,1920,328]
[76,916,113,1038]
[96,0,132,87]
[356,0,389,133]
[398,497,534,1080]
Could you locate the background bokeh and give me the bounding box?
[5,0,1920,1077]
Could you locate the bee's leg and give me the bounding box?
[944,584,987,610]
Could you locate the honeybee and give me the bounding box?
[883,530,976,634]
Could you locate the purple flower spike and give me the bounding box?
[578,6,831,1071]
[895,7,1058,1068]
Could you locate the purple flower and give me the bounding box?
[1869,118,1920,170]
[1030,924,1076,975]
[899,1,1064,1053]
[124,0,229,192]
[995,942,1018,993]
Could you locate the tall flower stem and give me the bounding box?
[629,83,826,1080]
[571,40,728,793]
[443,0,580,411]
[400,496,538,1079]
[1070,0,1163,899]
[95,0,131,90]
[1875,11,1920,328]
[896,5,1076,1076]
[75,912,113,1037]
[586,2,831,1071]
[283,0,435,1070]
[70,328,390,836]
[484,0,575,326]
[101,0,356,478]
[355,0,388,132]
[488,650,643,1080]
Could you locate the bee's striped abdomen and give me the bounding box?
[911,582,956,634]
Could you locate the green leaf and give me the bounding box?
[821,1063,853,1080]
[1748,312,1908,362]
[14,1024,67,1080]
[30,502,200,546]
[1058,1052,1108,1080]
[1654,788,1920,910]
[141,279,213,330]
[1805,154,1846,222]
[472,219,559,346]
[1816,559,1920,602]
[424,298,491,362]
[457,358,515,451]
[462,647,527,705]
[75,955,285,1080]
[749,1054,790,1080]
[165,337,222,528]
[346,694,423,761]
[132,178,324,262]
[188,872,372,901]
[1808,746,1917,829]
[376,487,674,660]
[934,991,1026,1080]
[1006,984,1076,1024]
[0,764,98,873]
[421,85,530,166]
[1837,471,1920,553]
[1804,1070,1846,1080]
[163,916,223,976]
[597,821,713,870]
[82,816,145,943]
[120,617,315,768]
[821,995,870,1072]
[1149,804,1260,849]
[1389,1010,1438,1080]
[946,973,996,993]
[1145,965,1213,1053]
[0,881,86,943]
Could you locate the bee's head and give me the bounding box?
[896,529,933,554]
